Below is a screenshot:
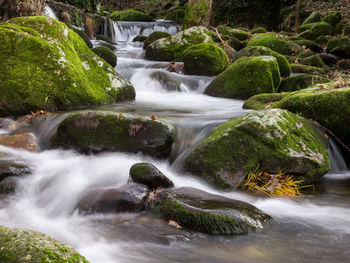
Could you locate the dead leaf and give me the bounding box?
[168,220,182,229]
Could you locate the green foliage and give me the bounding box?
[183,0,210,28]
[56,0,100,13]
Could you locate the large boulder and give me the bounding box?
[147,187,271,235]
[0,132,39,152]
[0,16,135,117]
[232,46,291,77]
[76,183,150,214]
[130,163,174,190]
[246,33,291,55]
[118,10,153,22]
[145,26,213,61]
[204,56,281,99]
[0,226,89,262]
[296,22,333,40]
[181,109,330,189]
[143,31,171,50]
[183,43,228,76]
[55,111,175,158]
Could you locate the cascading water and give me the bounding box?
[1,18,350,263]
[45,5,58,20]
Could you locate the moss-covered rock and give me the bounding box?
[323,11,342,27]
[302,11,322,25]
[273,87,350,148]
[145,26,213,61]
[292,39,321,52]
[296,50,315,59]
[0,225,89,262]
[251,27,267,34]
[298,55,326,69]
[0,16,134,117]
[278,74,330,92]
[319,53,338,66]
[164,7,185,24]
[55,111,174,158]
[149,71,183,92]
[72,28,92,48]
[98,42,116,51]
[147,187,271,234]
[181,109,330,188]
[243,93,290,110]
[329,45,350,59]
[204,56,281,99]
[217,26,250,41]
[297,22,333,40]
[143,31,171,50]
[291,64,325,75]
[91,46,117,68]
[95,34,115,44]
[232,46,291,77]
[132,35,147,42]
[314,35,329,45]
[183,43,228,76]
[326,38,350,53]
[130,163,174,189]
[227,36,244,51]
[246,33,291,55]
[118,10,153,22]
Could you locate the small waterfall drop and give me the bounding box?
[110,20,181,42]
[329,138,348,173]
[45,5,58,20]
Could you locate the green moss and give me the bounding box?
[164,7,185,24]
[297,21,333,40]
[292,39,321,52]
[326,38,350,52]
[278,74,330,92]
[243,92,291,110]
[217,26,250,41]
[183,43,228,76]
[291,64,325,75]
[314,35,329,45]
[119,10,153,22]
[246,33,291,55]
[0,16,134,116]
[302,11,322,25]
[182,109,330,188]
[299,55,327,69]
[297,50,315,59]
[91,46,117,68]
[251,27,267,34]
[132,35,147,42]
[95,34,115,44]
[109,10,120,21]
[72,28,92,48]
[0,226,89,263]
[143,31,170,50]
[204,56,281,99]
[323,11,342,27]
[232,46,291,77]
[183,0,209,28]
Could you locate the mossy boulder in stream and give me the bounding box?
[143,31,171,50]
[147,187,271,235]
[182,109,330,189]
[183,43,228,76]
[232,46,291,77]
[0,16,135,117]
[246,33,291,55]
[118,10,153,22]
[0,225,89,262]
[145,26,213,61]
[55,111,175,158]
[91,46,117,68]
[204,56,281,99]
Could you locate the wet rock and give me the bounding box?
[96,34,116,44]
[0,132,40,152]
[130,163,174,190]
[77,183,150,214]
[183,43,228,76]
[0,226,89,262]
[182,109,330,188]
[146,26,213,61]
[0,161,30,181]
[0,118,20,132]
[0,177,20,194]
[0,16,134,117]
[149,71,183,92]
[204,56,281,99]
[133,35,147,42]
[143,31,171,50]
[147,187,271,235]
[55,111,175,158]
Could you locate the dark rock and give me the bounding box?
[130,163,174,190]
[0,161,30,182]
[133,35,147,42]
[278,74,330,92]
[55,111,174,158]
[96,34,115,44]
[0,132,40,152]
[149,71,183,92]
[319,53,338,66]
[77,183,150,214]
[91,46,117,67]
[147,187,271,235]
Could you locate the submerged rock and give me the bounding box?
[0,132,39,152]
[55,111,175,158]
[145,26,213,61]
[77,183,150,214]
[130,163,174,190]
[183,43,228,76]
[204,56,281,99]
[0,16,134,117]
[0,225,89,262]
[147,187,271,235]
[182,109,330,188]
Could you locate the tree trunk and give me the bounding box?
[294,0,302,29]
[185,0,213,28]
[0,0,45,21]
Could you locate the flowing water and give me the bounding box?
[1,19,350,263]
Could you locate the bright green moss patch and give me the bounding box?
[119,10,153,22]
[183,43,228,76]
[247,33,291,55]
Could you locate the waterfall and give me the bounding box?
[110,20,181,42]
[45,5,58,20]
[329,138,348,173]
